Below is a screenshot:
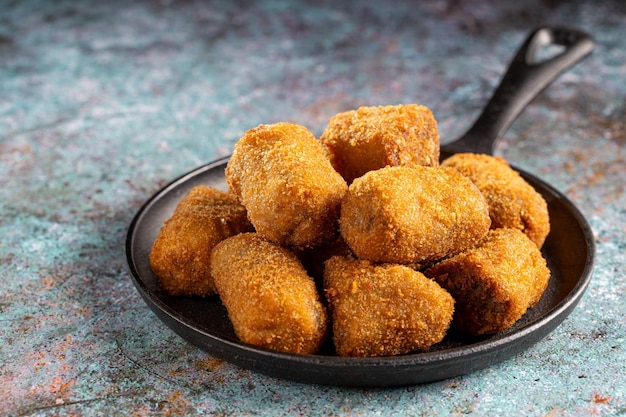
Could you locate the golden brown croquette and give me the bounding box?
[225,122,347,249]
[339,165,491,264]
[323,256,454,357]
[424,228,551,335]
[211,233,329,355]
[149,186,253,297]
[442,153,550,248]
[319,104,440,183]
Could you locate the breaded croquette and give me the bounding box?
[340,165,491,264]
[319,104,440,183]
[149,186,253,297]
[210,233,329,355]
[323,256,454,357]
[425,228,551,335]
[442,153,550,248]
[225,123,348,249]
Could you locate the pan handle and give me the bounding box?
[443,27,595,155]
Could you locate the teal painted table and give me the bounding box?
[2,1,624,415]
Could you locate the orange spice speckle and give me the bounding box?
[41,276,56,291]
[49,377,74,395]
[196,357,224,372]
[591,392,610,404]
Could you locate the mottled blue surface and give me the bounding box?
[1,0,624,415]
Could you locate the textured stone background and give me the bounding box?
[1,0,624,415]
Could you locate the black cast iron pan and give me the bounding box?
[126,27,595,387]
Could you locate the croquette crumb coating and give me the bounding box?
[319,104,440,183]
[425,228,551,336]
[323,256,454,357]
[149,186,253,297]
[225,123,348,249]
[442,153,550,248]
[340,165,491,264]
[211,233,329,355]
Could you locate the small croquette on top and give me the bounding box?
[320,104,440,183]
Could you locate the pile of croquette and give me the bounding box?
[149,104,551,357]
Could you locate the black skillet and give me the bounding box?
[126,27,595,387]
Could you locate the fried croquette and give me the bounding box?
[425,228,551,335]
[225,122,348,249]
[210,233,329,354]
[339,165,491,264]
[149,186,253,297]
[319,104,440,183]
[442,153,550,248]
[323,256,454,357]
